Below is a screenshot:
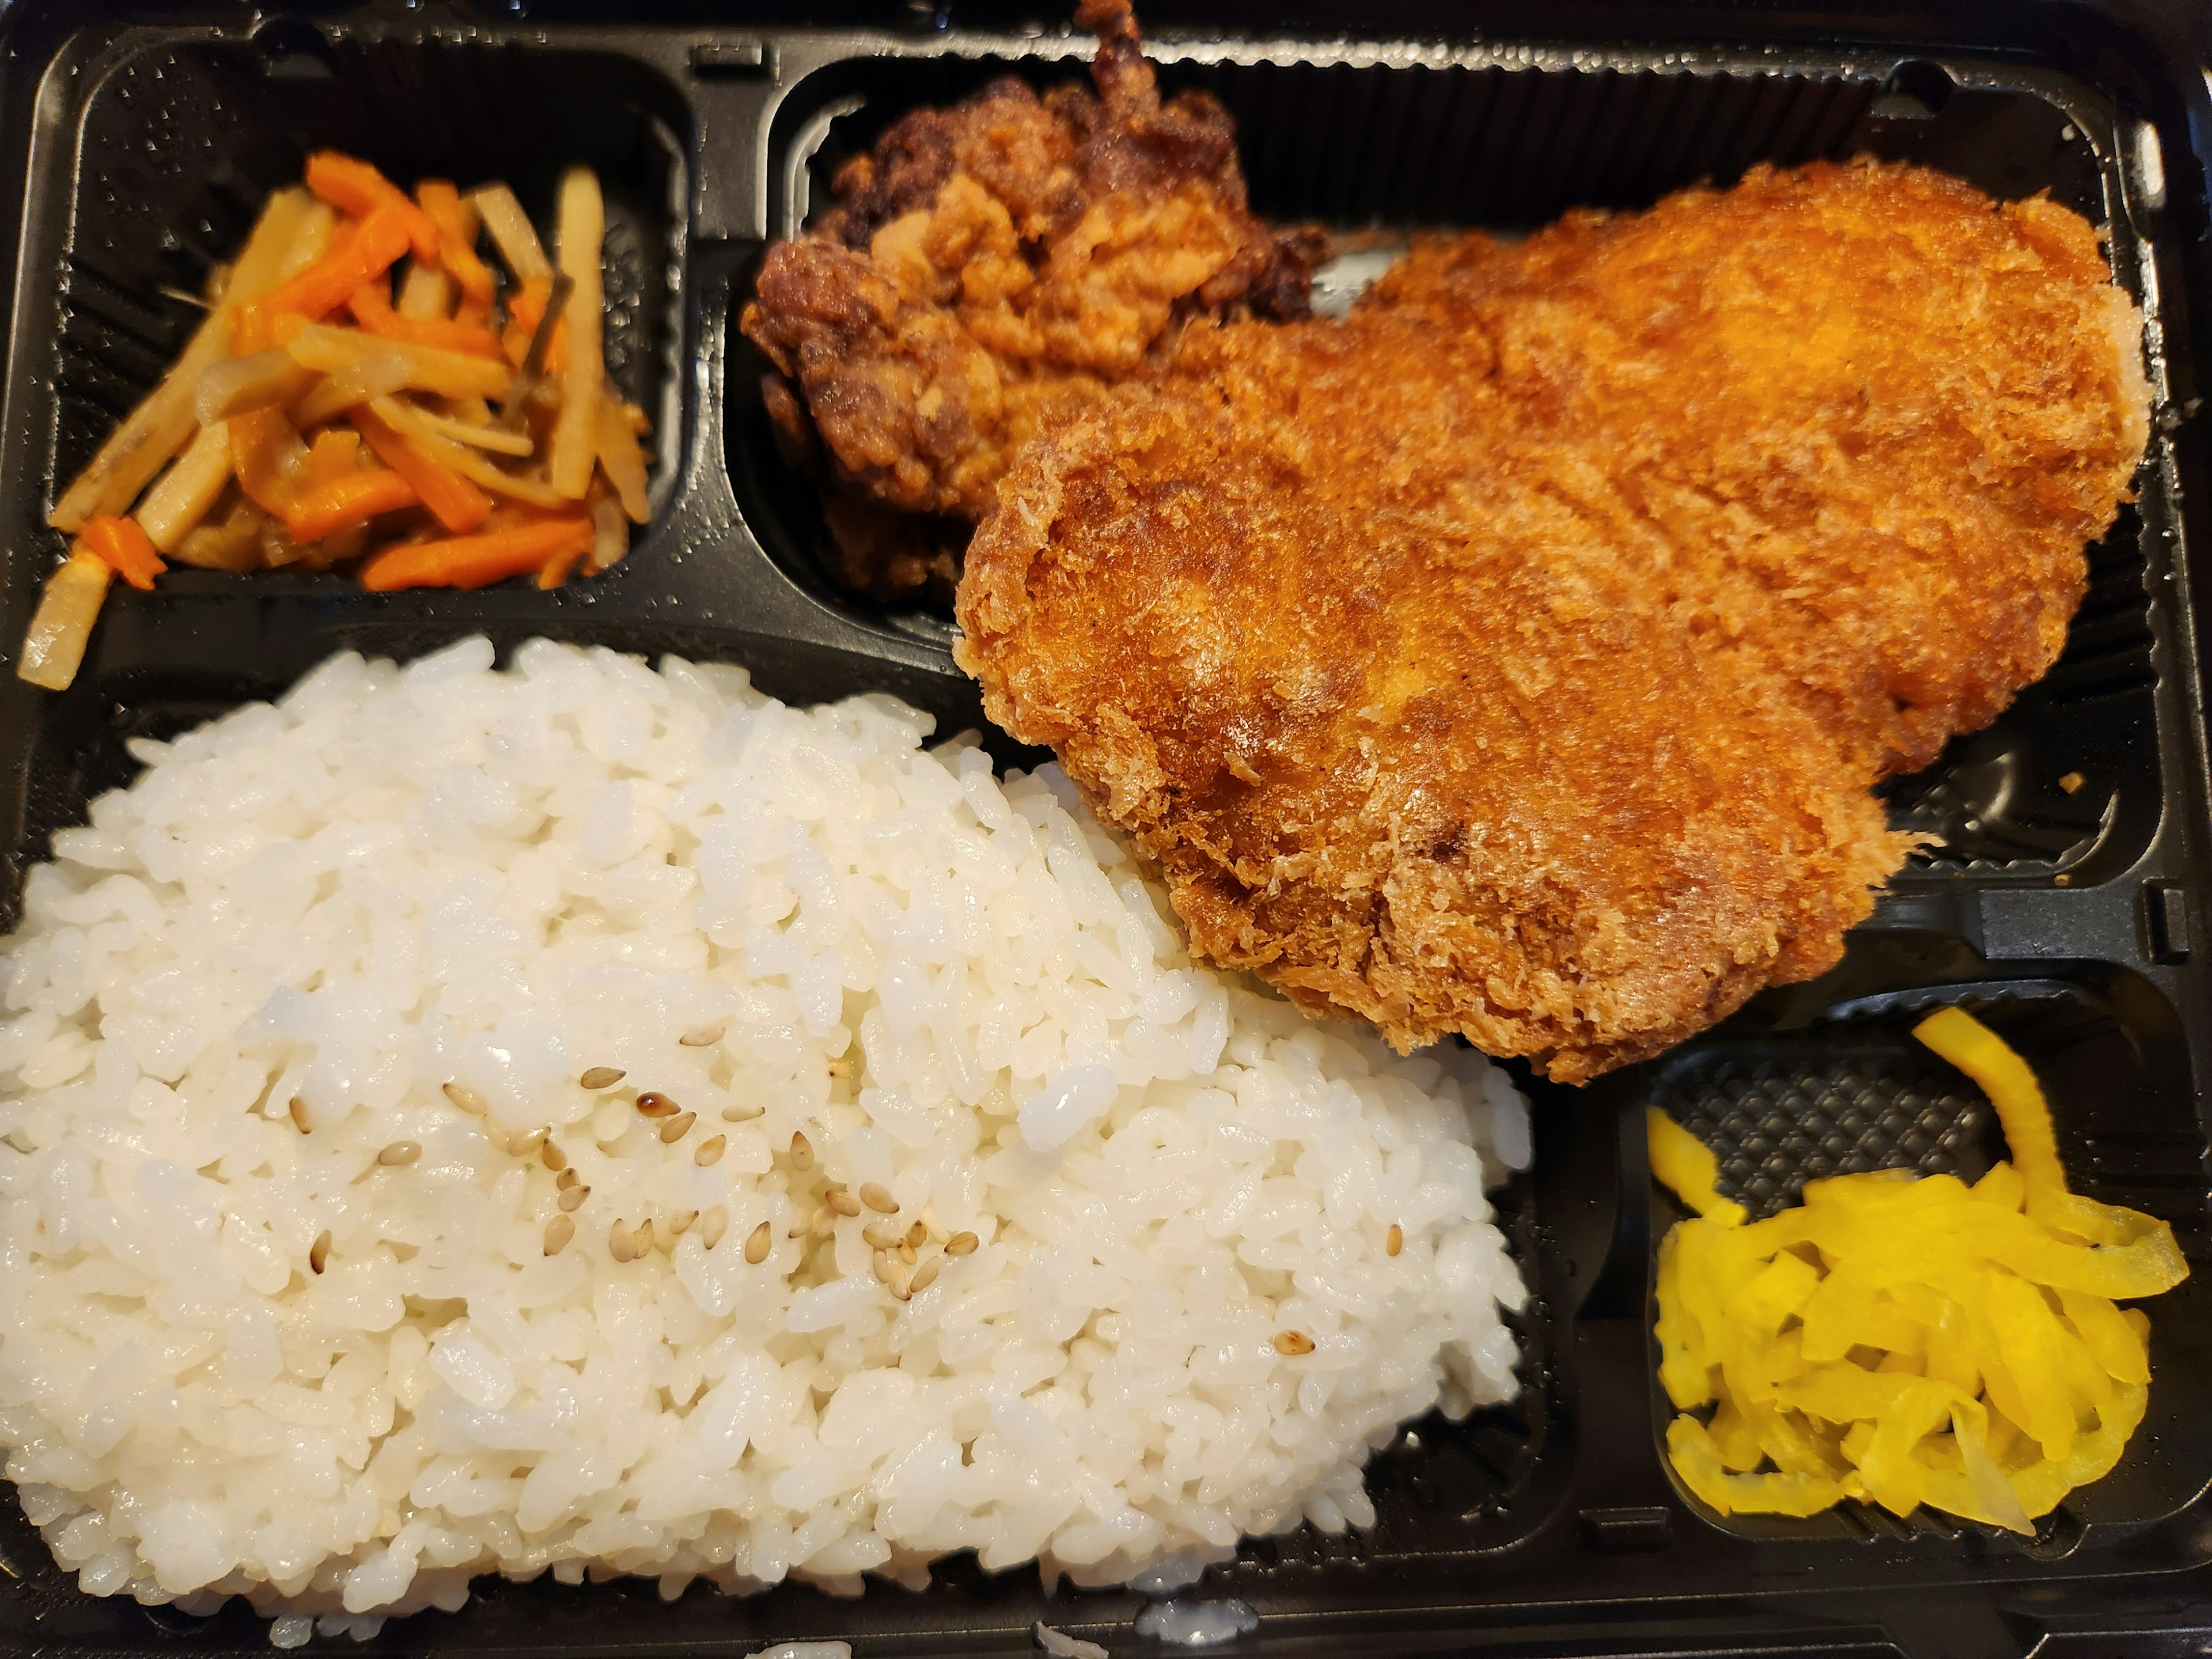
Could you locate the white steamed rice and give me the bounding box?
[0,637,1527,1634]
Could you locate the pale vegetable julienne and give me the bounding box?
[1650,1008,2188,1532]
[16,155,656,693]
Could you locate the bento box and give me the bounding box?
[0,1,2207,1653]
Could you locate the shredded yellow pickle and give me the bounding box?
[1650,1007,2186,1532]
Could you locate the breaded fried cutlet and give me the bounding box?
[957,160,2149,1082]
[740,0,1321,598]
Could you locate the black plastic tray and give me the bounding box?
[1,2,2210,1655]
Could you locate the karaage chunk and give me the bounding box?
[741,0,1320,597]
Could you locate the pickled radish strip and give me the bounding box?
[14,549,112,689]
[1649,1010,2187,1531]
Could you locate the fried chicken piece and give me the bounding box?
[740,0,1321,597]
[957,160,2148,1082]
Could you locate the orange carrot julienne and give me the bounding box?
[536,530,593,589]
[350,404,489,534]
[242,311,311,357]
[82,515,165,591]
[502,275,554,368]
[346,280,395,326]
[305,152,440,265]
[230,407,305,517]
[233,310,273,357]
[415,181,497,308]
[285,469,419,542]
[346,282,505,359]
[306,427,362,490]
[238,203,412,345]
[361,518,591,592]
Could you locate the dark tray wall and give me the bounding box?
[0,5,2206,1657]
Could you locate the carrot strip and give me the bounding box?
[347,281,397,323]
[347,282,505,359]
[82,516,165,592]
[502,276,554,369]
[238,203,413,347]
[306,427,363,489]
[536,531,593,589]
[360,518,591,592]
[229,407,308,517]
[416,181,497,308]
[304,152,440,264]
[285,469,420,542]
[350,403,490,533]
[223,310,309,370]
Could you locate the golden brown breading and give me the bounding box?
[956,160,2148,1082]
[741,0,1320,597]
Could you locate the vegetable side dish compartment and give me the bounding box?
[1642,972,2212,1544]
[44,35,689,519]
[0,6,2205,1658]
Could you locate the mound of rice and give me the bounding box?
[0,638,1527,1633]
